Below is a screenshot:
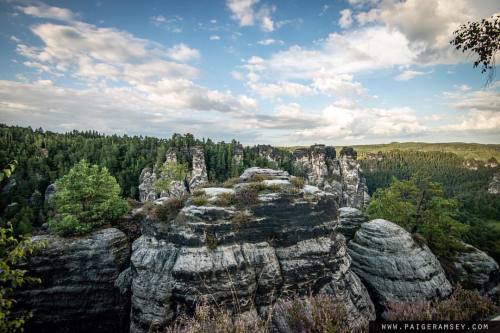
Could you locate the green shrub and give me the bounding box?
[192,195,208,206]
[49,160,129,236]
[232,211,251,226]
[235,186,259,206]
[249,182,267,191]
[290,177,305,188]
[48,215,91,236]
[387,286,498,321]
[213,192,235,207]
[153,162,188,198]
[266,184,282,192]
[222,177,240,188]
[153,198,184,222]
[249,174,270,182]
[205,232,218,250]
[192,189,205,197]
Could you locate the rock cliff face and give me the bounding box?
[232,142,244,165]
[452,243,499,294]
[129,167,375,332]
[488,173,500,194]
[251,145,280,164]
[347,219,452,315]
[15,228,130,333]
[291,145,369,208]
[138,147,208,202]
[337,207,367,242]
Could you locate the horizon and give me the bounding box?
[0,0,499,145]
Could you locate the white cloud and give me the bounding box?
[296,103,427,141]
[248,80,314,99]
[440,111,500,132]
[338,9,353,28]
[17,3,76,21]
[353,0,499,65]
[243,26,415,81]
[394,69,429,81]
[257,39,284,45]
[166,43,200,62]
[312,72,365,96]
[209,35,221,40]
[226,0,275,31]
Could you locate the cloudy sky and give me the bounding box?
[0,0,499,145]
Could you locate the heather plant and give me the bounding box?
[164,303,267,333]
[387,286,498,321]
[275,293,352,333]
[232,211,251,227]
[235,186,259,207]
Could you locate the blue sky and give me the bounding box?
[0,0,498,145]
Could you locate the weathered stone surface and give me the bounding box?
[232,143,244,165]
[16,228,130,333]
[452,243,499,294]
[129,168,375,332]
[292,145,369,209]
[138,167,158,202]
[188,146,208,190]
[44,183,57,207]
[338,207,368,242]
[488,173,500,194]
[139,147,209,202]
[239,167,290,181]
[348,219,452,314]
[251,145,280,164]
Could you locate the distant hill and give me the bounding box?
[340,142,500,162]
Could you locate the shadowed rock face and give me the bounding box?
[452,243,499,295]
[337,207,367,242]
[348,219,452,316]
[15,228,130,333]
[292,145,369,209]
[130,167,375,333]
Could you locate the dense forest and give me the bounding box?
[0,124,295,235]
[360,150,500,262]
[1,124,498,261]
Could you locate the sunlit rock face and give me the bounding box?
[488,173,500,194]
[232,142,244,165]
[348,219,452,316]
[129,167,375,333]
[138,147,208,202]
[292,145,370,209]
[15,228,130,333]
[452,243,499,296]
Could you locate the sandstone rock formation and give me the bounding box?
[129,167,375,332]
[291,145,370,208]
[232,142,244,165]
[251,145,280,164]
[488,173,500,194]
[453,243,499,294]
[348,219,452,314]
[138,147,208,202]
[337,207,368,242]
[15,228,130,333]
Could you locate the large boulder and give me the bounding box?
[348,219,452,315]
[452,243,499,295]
[15,228,130,333]
[129,168,375,332]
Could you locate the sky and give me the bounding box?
[0,0,499,145]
